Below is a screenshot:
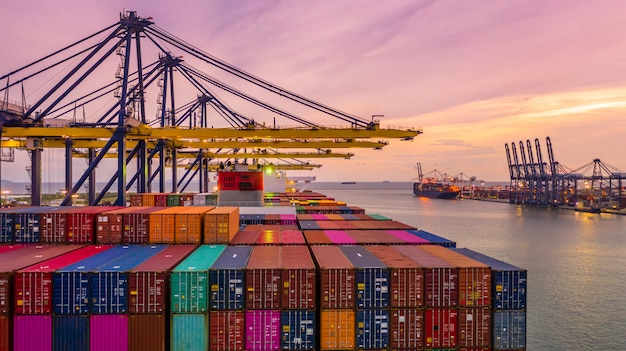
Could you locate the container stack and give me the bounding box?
[454,248,527,351]
[170,245,226,351]
[339,245,390,350]
[280,245,317,350]
[208,246,252,351]
[310,245,356,351]
[128,245,197,351]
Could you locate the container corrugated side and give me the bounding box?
[39,207,68,243]
[390,308,423,350]
[12,207,50,243]
[0,315,8,351]
[175,207,213,244]
[281,310,315,350]
[128,314,166,351]
[53,315,89,351]
[453,248,527,310]
[281,246,316,310]
[170,245,226,313]
[244,310,281,351]
[53,245,137,314]
[425,308,457,349]
[209,246,252,310]
[365,245,423,308]
[458,307,491,348]
[1,245,83,315]
[204,207,239,244]
[14,245,113,314]
[319,309,355,351]
[129,245,197,314]
[149,207,177,243]
[310,245,355,309]
[0,208,16,243]
[89,314,128,351]
[494,310,526,350]
[393,245,458,308]
[13,314,52,351]
[209,310,245,351]
[96,207,129,244]
[421,245,491,307]
[339,245,389,309]
[356,308,390,349]
[124,207,158,244]
[246,246,281,310]
[91,245,167,314]
[171,313,208,351]
[66,207,122,244]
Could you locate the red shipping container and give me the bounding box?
[389,308,424,350]
[246,246,281,310]
[0,315,8,351]
[302,231,331,245]
[66,206,121,244]
[425,308,457,348]
[255,229,279,245]
[230,230,259,245]
[0,245,82,315]
[40,208,68,243]
[366,246,424,308]
[364,230,405,244]
[420,245,492,307]
[458,307,491,348]
[281,246,316,309]
[97,207,136,244]
[280,230,306,245]
[128,245,197,314]
[154,193,169,207]
[14,245,113,314]
[128,314,166,351]
[344,230,380,244]
[310,246,355,309]
[209,310,245,351]
[394,246,458,308]
[124,207,159,244]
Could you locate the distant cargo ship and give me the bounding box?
[341,181,356,184]
[413,182,460,199]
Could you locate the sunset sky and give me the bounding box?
[2,1,626,184]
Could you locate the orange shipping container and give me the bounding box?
[320,309,355,351]
[148,208,177,243]
[204,207,239,244]
[420,245,491,307]
[175,206,214,244]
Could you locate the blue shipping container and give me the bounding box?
[356,309,390,349]
[12,207,57,243]
[53,315,89,351]
[171,313,208,351]
[91,245,166,314]
[339,245,389,308]
[453,248,527,310]
[281,310,315,350]
[406,229,457,248]
[0,208,15,242]
[209,246,252,310]
[494,310,526,350]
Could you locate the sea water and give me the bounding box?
[313,185,626,351]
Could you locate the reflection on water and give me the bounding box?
[324,189,626,351]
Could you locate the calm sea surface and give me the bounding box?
[312,185,626,351]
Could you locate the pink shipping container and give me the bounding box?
[209,310,245,351]
[325,230,357,245]
[246,246,281,310]
[1,245,82,315]
[280,230,306,245]
[124,207,159,244]
[90,314,128,351]
[13,314,52,351]
[366,246,424,308]
[425,308,457,348]
[310,246,355,309]
[281,246,316,310]
[14,245,113,314]
[389,308,424,350]
[393,246,458,308]
[344,230,380,244]
[0,244,27,255]
[244,310,281,351]
[386,230,431,244]
[458,307,491,348]
[128,245,197,314]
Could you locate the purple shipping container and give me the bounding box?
[90,314,128,351]
[325,230,357,245]
[13,315,52,351]
[245,310,281,351]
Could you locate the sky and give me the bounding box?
[2,0,626,184]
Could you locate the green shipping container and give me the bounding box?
[170,245,226,313]
[171,313,208,351]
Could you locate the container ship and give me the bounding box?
[413,181,461,199]
[0,171,526,351]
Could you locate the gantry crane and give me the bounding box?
[0,11,421,206]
